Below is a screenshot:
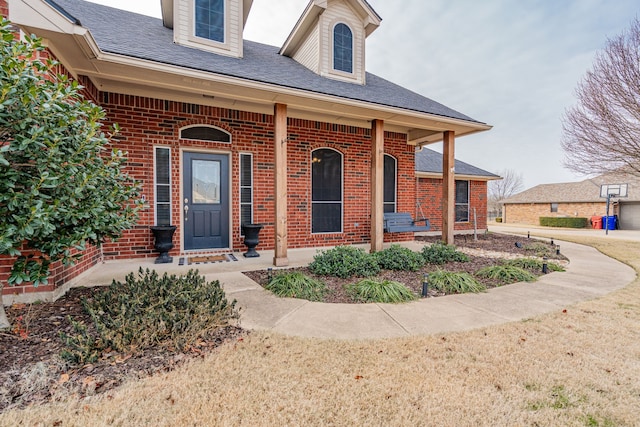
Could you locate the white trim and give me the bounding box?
[153,145,173,226]
[311,147,344,234]
[179,147,233,252]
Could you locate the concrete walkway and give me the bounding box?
[66,237,637,340]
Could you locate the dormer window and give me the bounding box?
[195,0,225,43]
[333,23,353,73]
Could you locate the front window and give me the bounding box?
[195,0,225,43]
[312,148,343,233]
[240,153,253,232]
[551,203,558,213]
[333,23,353,73]
[455,180,469,222]
[384,155,397,213]
[154,147,171,225]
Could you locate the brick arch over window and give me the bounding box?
[311,148,343,233]
[179,124,231,143]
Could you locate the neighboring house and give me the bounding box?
[502,173,640,229]
[2,0,491,300]
[415,148,500,233]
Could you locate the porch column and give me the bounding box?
[442,131,455,245]
[273,103,289,266]
[371,119,384,252]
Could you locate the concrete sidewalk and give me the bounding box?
[66,238,637,340]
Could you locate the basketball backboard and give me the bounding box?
[600,183,628,198]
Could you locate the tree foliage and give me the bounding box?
[0,20,142,289]
[562,18,640,176]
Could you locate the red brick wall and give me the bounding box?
[0,0,8,17]
[416,177,488,232]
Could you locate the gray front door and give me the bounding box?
[183,152,229,250]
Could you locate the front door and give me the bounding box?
[183,152,229,250]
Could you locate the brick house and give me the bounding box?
[415,148,499,234]
[2,0,491,300]
[501,173,640,229]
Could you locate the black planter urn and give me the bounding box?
[150,225,177,264]
[241,223,263,258]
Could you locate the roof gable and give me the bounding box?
[280,0,381,85]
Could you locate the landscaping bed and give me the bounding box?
[245,233,567,303]
[0,233,564,412]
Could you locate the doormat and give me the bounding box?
[179,254,238,266]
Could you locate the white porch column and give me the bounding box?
[371,119,384,252]
[442,131,455,245]
[273,103,289,266]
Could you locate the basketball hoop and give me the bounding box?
[600,183,629,235]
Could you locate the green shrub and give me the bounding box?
[82,268,237,354]
[421,242,470,265]
[375,244,425,271]
[539,217,588,228]
[503,258,564,272]
[476,265,538,285]
[309,246,380,278]
[59,316,103,365]
[266,271,327,301]
[346,278,417,303]
[427,270,485,294]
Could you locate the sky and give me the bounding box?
[86,0,640,189]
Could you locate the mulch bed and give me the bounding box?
[244,233,566,303]
[0,233,564,412]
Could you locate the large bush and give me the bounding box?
[60,268,237,362]
[309,246,380,278]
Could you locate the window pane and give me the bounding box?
[384,203,395,214]
[384,155,396,205]
[455,180,469,204]
[155,148,170,184]
[156,204,171,226]
[192,159,220,204]
[455,205,469,222]
[181,126,230,142]
[240,154,252,186]
[195,0,224,42]
[157,185,170,203]
[333,23,353,73]
[312,203,341,233]
[241,187,252,204]
[312,149,342,201]
[241,205,252,227]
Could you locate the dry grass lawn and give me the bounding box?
[1,236,639,426]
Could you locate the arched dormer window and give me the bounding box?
[180,125,231,143]
[194,0,225,43]
[333,23,353,73]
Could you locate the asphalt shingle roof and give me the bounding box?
[49,0,485,125]
[415,147,499,178]
[502,173,640,204]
